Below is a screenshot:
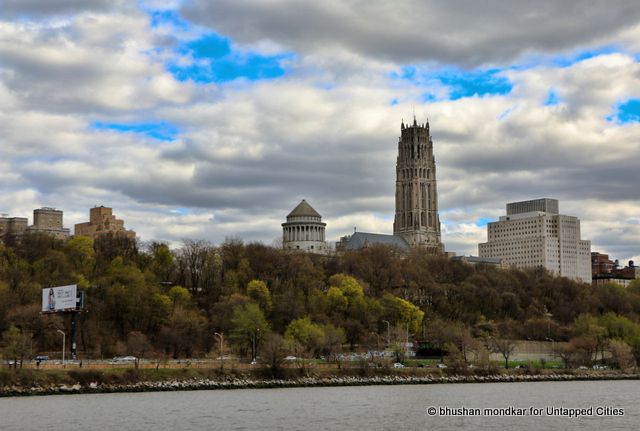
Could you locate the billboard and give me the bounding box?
[42,285,77,312]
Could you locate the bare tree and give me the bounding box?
[609,340,636,371]
[127,331,152,368]
[177,239,211,294]
[490,338,517,369]
[260,333,290,376]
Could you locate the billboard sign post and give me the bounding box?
[41,285,78,313]
[42,285,83,360]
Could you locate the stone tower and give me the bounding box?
[393,117,444,254]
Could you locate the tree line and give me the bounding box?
[1,232,639,370]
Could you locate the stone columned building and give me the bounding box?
[282,200,327,253]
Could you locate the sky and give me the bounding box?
[1,0,639,263]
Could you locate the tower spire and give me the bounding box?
[393,117,443,254]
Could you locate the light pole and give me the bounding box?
[214,332,224,370]
[545,312,554,361]
[57,329,66,367]
[382,320,391,347]
[545,337,555,360]
[370,332,381,352]
[405,323,410,357]
[251,328,260,363]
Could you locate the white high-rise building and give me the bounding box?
[479,198,591,283]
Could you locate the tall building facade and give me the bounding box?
[282,200,327,253]
[393,118,444,254]
[479,198,591,283]
[1,207,70,241]
[26,207,70,239]
[75,206,136,239]
[0,216,28,241]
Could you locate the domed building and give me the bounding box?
[282,200,327,253]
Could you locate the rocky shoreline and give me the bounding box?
[2,373,639,397]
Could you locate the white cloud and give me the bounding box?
[0,2,639,265]
[182,0,640,66]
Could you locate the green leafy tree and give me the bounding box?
[168,286,192,310]
[229,303,270,360]
[284,317,324,357]
[64,236,95,277]
[1,326,31,368]
[147,241,175,283]
[380,293,424,334]
[247,280,272,313]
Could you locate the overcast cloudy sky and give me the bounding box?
[1,0,639,262]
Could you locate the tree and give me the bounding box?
[259,333,291,376]
[168,286,192,310]
[1,326,31,368]
[490,338,517,369]
[609,339,636,371]
[158,307,207,358]
[573,314,607,362]
[64,236,95,277]
[284,317,324,357]
[320,324,346,367]
[568,336,597,366]
[380,293,424,334]
[94,233,138,270]
[147,241,175,283]
[229,303,270,361]
[555,343,578,369]
[126,331,152,368]
[177,239,211,294]
[247,280,272,313]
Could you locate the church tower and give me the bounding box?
[393,117,444,254]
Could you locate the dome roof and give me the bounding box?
[287,200,321,218]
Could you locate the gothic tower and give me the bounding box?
[393,117,444,254]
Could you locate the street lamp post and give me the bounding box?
[545,312,554,361]
[382,320,391,347]
[214,332,224,370]
[57,329,66,367]
[405,323,410,356]
[545,337,555,360]
[251,328,261,363]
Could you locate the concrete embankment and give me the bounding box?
[2,373,639,397]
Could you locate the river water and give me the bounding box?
[0,381,636,430]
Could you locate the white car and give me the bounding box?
[393,362,405,368]
[110,356,137,363]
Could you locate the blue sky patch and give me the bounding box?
[422,93,437,103]
[169,32,294,83]
[171,207,191,215]
[551,45,621,68]
[475,217,493,227]
[545,89,559,106]
[609,99,640,124]
[392,66,512,100]
[437,68,512,100]
[149,9,192,31]
[91,121,179,141]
